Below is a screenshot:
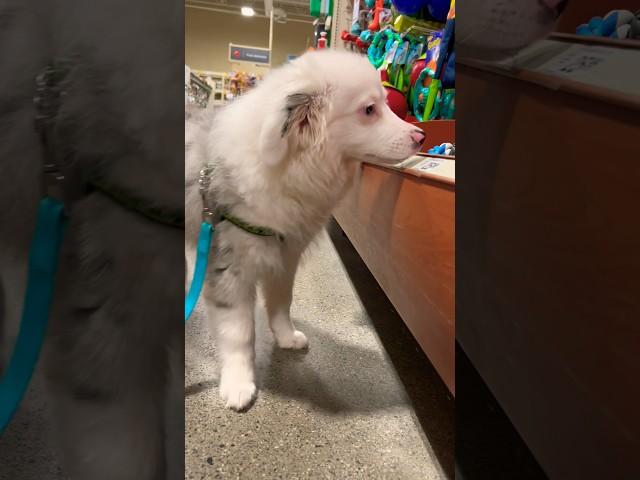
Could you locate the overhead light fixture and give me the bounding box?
[241,6,255,16]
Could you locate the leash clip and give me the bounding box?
[199,163,214,223]
[42,162,65,202]
[34,61,69,205]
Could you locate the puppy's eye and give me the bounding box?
[364,104,375,116]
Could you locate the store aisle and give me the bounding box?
[186,221,454,479]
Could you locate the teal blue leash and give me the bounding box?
[0,198,67,435]
[0,62,69,435]
[184,222,213,321]
[185,164,215,322]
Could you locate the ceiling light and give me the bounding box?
[241,6,255,16]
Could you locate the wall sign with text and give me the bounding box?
[229,44,270,65]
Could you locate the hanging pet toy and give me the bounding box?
[367,28,396,69]
[412,66,436,121]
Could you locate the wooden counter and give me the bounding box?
[334,151,455,394]
[457,46,640,478]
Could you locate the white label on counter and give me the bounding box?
[416,159,443,171]
[535,44,640,98]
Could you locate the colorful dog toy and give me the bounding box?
[341,30,371,52]
[428,142,455,155]
[366,0,392,31]
[576,9,640,40]
[367,28,397,68]
[412,66,435,121]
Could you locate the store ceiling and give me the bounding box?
[186,0,314,23]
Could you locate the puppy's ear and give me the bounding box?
[258,92,326,166]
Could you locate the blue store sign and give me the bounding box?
[229,44,270,65]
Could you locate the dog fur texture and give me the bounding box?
[185,50,425,411]
[0,1,183,478]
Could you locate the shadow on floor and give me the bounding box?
[327,219,455,479]
[186,311,416,417]
[185,379,218,397]
[259,321,420,414]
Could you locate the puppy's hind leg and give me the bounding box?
[205,270,257,411]
[262,250,308,350]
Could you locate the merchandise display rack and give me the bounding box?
[191,70,230,105]
[185,69,212,112]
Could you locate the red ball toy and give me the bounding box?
[383,83,408,119]
[409,59,426,87]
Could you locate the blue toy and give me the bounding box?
[391,0,449,19]
[439,89,455,119]
[427,0,450,22]
[360,30,373,43]
[412,66,435,121]
[391,0,426,16]
[576,10,640,40]
[428,143,454,156]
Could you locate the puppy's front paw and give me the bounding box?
[220,363,257,410]
[275,330,309,350]
[219,371,257,411]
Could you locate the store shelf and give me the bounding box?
[334,131,455,393]
[191,69,230,105]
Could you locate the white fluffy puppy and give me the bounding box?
[185,50,425,410]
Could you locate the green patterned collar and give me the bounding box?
[93,179,184,228]
[199,163,280,239]
[221,212,283,240]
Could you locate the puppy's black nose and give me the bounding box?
[411,129,425,146]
